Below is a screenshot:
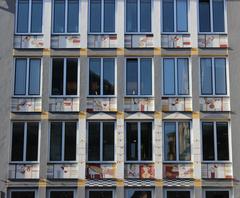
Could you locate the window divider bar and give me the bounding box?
[100,122,103,162]
[101,59,104,95]
[138,122,141,161]
[62,122,65,162]
[23,122,27,162]
[63,58,67,96]
[214,122,218,161]
[138,59,140,95]
[65,0,68,33]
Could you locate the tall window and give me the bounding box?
[164,122,191,161]
[11,122,39,162]
[126,58,152,96]
[53,0,79,33]
[89,0,115,33]
[200,58,227,95]
[49,122,77,162]
[205,190,230,198]
[88,190,114,198]
[88,122,115,162]
[126,189,153,198]
[49,190,75,198]
[126,0,151,33]
[89,58,115,96]
[199,0,226,33]
[16,0,43,33]
[10,190,36,198]
[51,58,78,96]
[202,122,229,161]
[165,190,191,198]
[14,58,41,96]
[126,122,152,162]
[163,58,189,95]
[162,0,188,32]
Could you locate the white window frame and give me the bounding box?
[125,57,154,97]
[125,188,154,198]
[162,57,192,97]
[161,0,189,34]
[125,0,153,34]
[198,0,227,34]
[48,121,78,163]
[199,57,229,97]
[50,57,80,97]
[10,121,40,163]
[203,189,232,198]
[15,0,44,34]
[87,189,115,198]
[51,0,81,34]
[163,121,192,163]
[87,121,116,163]
[9,189,38,198]
[47,189,76,198]
[164,189,193,198]
[125,121,153,163]
[201,121,232,163]
[88,0,116,34]
[13,58,42,97]
[88,58,117,97]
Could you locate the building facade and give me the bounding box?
[0,0,240,197]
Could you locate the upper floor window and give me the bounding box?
[49,122,77,162]
[204,190,230,198]
[199,0,226,33]
[16,0,43,33]
[89,58,115,96]
[165,190,191,198]
[48,190,75,198]
[89,0,115,33]
[126,189,153,198]
[126,58,152,96]
[126,0,151,33]
[162,0,188,33]
[200,58,227,96]
[53,0,79,33]
[163,58,190,96]
[14,58,41,96]
[126,122,152,162]
[164,121,191,161]
[10,190,37,198]
[202,122,229,161]
[51,58,79,96]
[87,122,115,162]
[11,122,39,162]
[88,190,114,198]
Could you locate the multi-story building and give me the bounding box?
[0,0,240,197]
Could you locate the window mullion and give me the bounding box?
[100,122,103,161]
[210,0,213,32]
[138,122,141,161]
[175,59,178,95]
[65,0,68,33]
[214,122,218,161]
[212,58,215,95]
[26,59,30,96]
[23,122,27,161]
[101,0,104,32]
[64,58,67,96]
[174,0,176,32]
[138,59,140,95]
[28,0,32,33]
[138,0,140,32]
[62,122,65,161]
[101,59,104,95]
[176,122,179,161]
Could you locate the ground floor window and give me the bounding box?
[48,190,75,198]
[88,189,114,198]
[125,189,153,198]
[10,190,36,198]
[204,190,230,198]
[165,189,192,198]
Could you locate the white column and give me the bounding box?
[116,0,125,48]
[43,0,52,48]
[80,0,88,48]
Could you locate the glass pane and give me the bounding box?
[167,191,191,198]
[66,58,78,95]
[201,58,213,95]
[178,122,191,161]
[177,58,189,95]
[26,122,39,161]
[163,59,175,95]
[126,59,138,95]
[177,0,188,32]
[14,59,27,95]
[11,123,24,161]
[67,0,79,32]
[164,122,176,161]
[50,122,62,161]
[213,0,225,32]
[29,59,41,95]
[90,0,101,32]
[140,59,152,95]
[52,59,64,95]
[126,0,138,32]
[126,190,152,198]
[53,0,65,33]
[104,0,115,32]
[126,122,138,161]
[103,58,115,95]
[206,191,229,198]
[31,0,43,33]
[140,0,151,32]
[216,122,229,160]
[88,122,100,161]
[199,0,211,32]
[64,122,77,161]
[141,122,152,161]
[50,191,74,198]
[215,59,227,95]
[11,191,35,198]
[103,122,115,161]
[17,0,29,33]
[89,58,101,95]
[163,0,174,32]
[202,122,215,161]
[89,191,113,198]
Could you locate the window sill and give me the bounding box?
[12,95,42,98]
[163,161,193,164]
[15,33,44,36]
[87,161,116,164]
[125,161,154,164]
[48,161,78,164]
[161,32,190,35]
[87,95,117,98]
[9,161,39,164]
[162,95,191,98]
[125,33,153,35]
[51,33,80,36]
[49,95,79,98]
[202,161,232,164]
[125,95,154,98]
[88,33,117,35]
